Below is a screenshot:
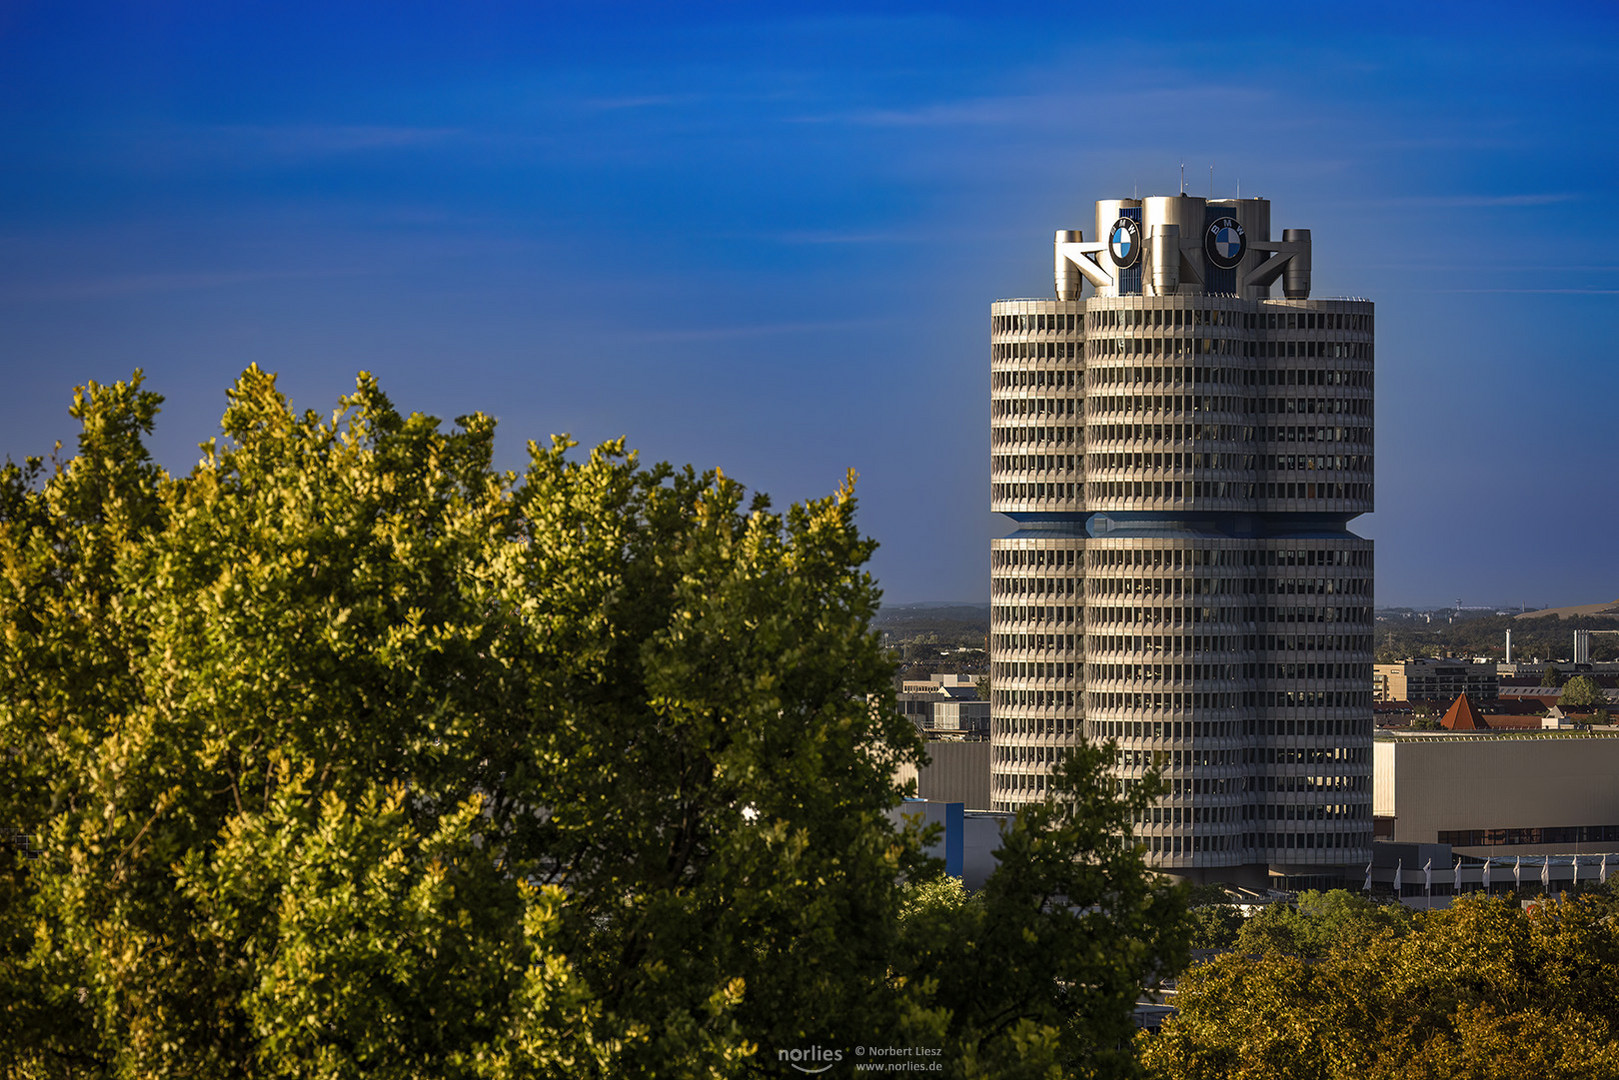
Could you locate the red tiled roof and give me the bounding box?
[1441,693,1489,731]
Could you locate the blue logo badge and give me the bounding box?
[1108,217,1141,269]
[1204,217,1246,269]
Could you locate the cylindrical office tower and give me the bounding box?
[990,195,1375,889]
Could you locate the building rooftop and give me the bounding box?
[1440,693,1487,731]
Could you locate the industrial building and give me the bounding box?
[1373,731,1619,856]
[989,192,1374,887]
[895,741,993,810]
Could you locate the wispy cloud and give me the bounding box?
[774,229,914,245]
[1432,288,1619,295]
[2,266,367,303]
[793,82,1276,131]
[1356,262,1619,273]
[1352,192,1582,209]
[801,95,1050,128]
[99,123,472,172]
[210,123,464,156]
[578,94,705,111]
[609,318,887,344]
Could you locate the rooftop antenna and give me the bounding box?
[1180,161,1185,195]
[1209,163,1214,198]
[1237,177,1241,198]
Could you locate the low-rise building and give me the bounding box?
[889,798,1010,889]
[897,673,988,738]
[1374,659,1499,704]
[901,673,979,695]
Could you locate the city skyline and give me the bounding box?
[2,2,1617,608]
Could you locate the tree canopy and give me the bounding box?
[1143,893,1619,1080]
[1559,674,1608,710]
[1,369,1185,1079]
[1231,889,1412,959]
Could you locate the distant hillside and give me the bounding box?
[1517,599,1619,620]
[873,602,990,637]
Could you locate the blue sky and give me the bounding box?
[2,1,1616,607]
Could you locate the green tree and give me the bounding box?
[1541,664,1564,687]
[1181,885,1243,950]
[1233,889,1412,959]
[1,369,920,1077]
[896,750,1188,1078]
[2,370,1186,1079]
[1560,674,1608,710]
[1186,906,1245,950]
[1183,884,1233,907]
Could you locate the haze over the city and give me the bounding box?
[2,1,1616,608]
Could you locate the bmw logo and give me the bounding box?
[1108,217,1141,269]
[1204,217,1246,269]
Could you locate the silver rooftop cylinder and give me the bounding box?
[1282,228,1312,299]
[1149,223,1181,295]
[1055,230,1083,301]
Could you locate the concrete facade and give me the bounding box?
[990,194,1374,884]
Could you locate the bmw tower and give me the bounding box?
[988,194,1374,888]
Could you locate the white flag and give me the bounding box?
[1454,857,1463,893]
[1482,859,1492,890]
[1514,856,1522,889]
[1603,854,1609,886]
[1541,856,1550,889]
[1363,860,1373,893]
[1571,856,1579,887]
[1424,858,1433,891]
[1394,860,1403,893]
